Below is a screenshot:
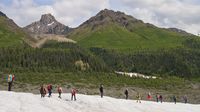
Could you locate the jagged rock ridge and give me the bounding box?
[24,14,71,35]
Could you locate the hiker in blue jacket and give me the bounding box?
[7,74,15,91]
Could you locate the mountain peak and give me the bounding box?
[24,13,71,35]
[80,9,140,30]
[40,13,56,25]
[0,11,7,18]
[97,9,115,15]
[97,9,126,17]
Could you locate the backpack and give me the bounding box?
[71,89,76,95]
[125,90,128,95]
[58,87,62,93]
[7,74,12,82]
[12,75,15,81]
[40,87,46,94]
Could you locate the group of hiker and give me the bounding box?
[39,84,63,99]
[6,74,188,104]
[125,91,188,104]
[39,84,104,100]
[40,84,77,101]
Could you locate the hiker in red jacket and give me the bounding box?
[147,92,152,100]
[47,84,53,97]
[71,88,77,101]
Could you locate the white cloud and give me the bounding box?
[0,0,109,27]
[52,0,109,27]
[0,0,199,35]
[115,0,200,35]
[0,0,54,27]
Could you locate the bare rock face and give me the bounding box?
[81,9,141,26]
[167,28,193,36]
[24,14,71,35]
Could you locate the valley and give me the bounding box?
[0,9,200,104]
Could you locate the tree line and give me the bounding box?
[1,38,200,78]
[0,42,109,73]
[90,44,200,78]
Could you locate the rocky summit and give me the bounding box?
[24,13,71,35]
[79,9,144,30]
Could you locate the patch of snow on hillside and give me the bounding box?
[47,22,54,26]
[115,71,157,79]
[0,91,199,112]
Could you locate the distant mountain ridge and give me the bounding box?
[78,9,148,33]
[73,9,192,36]
[66,9,196,50]
[24,14,72,35]
[0,9,196,49]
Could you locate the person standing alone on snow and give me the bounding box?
[124,89,129,100]
[156,93,159,103]
[71,88,77,101]
[159,95,163,103]
[99,84,104,98]
[57,86,63,99]
[183,95,188,104]
[173,96,177,104]
[47,84,53,97]
[136,93,141,103]
[7,74,15,91]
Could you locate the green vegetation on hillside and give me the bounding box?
[0,17,26,47]
[91,46,200,78]
[68,22,195,52]
[0,71,190,90]
[0,42,108,73]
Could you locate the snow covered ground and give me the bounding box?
[0,91,199,112]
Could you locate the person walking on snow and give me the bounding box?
[99,84,104,98]
[147,92,152,100]
[71,88,77,101]
[156,93,159,103]
[136,93,141,103]
[7,74,15,91]
[173,96,177,104]
[57,86,63,99]
[47,84,53,97]
[183,95,188,104]
[40,85,47,98]
[159,95,163,103]
[124,89,129,100]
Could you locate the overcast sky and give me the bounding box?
[0,0,200,35]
